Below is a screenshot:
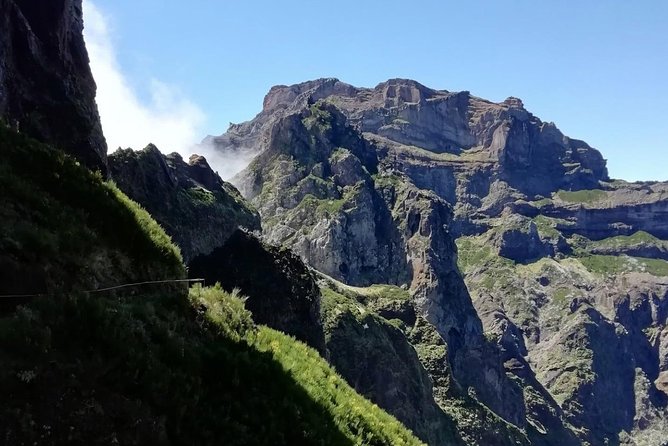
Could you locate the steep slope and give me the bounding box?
[0,125,184,301]
[108,146,260,263]
[0,127,426,446]
[0,0,107,172]
[218,78,668,445]
[188,229,326,353]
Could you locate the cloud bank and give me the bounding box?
[83,1,205,158]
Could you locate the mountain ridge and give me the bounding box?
[212,78,668,445]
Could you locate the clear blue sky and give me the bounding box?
[90,0,667,181]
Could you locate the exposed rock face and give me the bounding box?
[0,0,107,172]
[525,183,668,241]
[108,145,260,263]
[217,78,607,234]
[188,230,326,354]
[486,214,570,263]
[318,281,459,446]
[216,78,668,445]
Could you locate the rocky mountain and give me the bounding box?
[4,0,668,442]
[210,78,668,445]
[0,0,107,173]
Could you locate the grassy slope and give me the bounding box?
[0,127,423,445]
[1,285,424,445]
[0,125,184,296]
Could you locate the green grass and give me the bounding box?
[186,186,216,204]
[556,189,607,204]
[455,237,494,273]
[1,284,424,445]
[552,287,573,306]
[532,215,563,239]
[0,126,184,294]
[254,328,424,446]
[577,255,668,276]
[589,231,665,249]
[455,236,514,274]
[0,126,423,443]
[295,183,364,217]
[531,198,553,208]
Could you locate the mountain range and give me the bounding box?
[1,1,667,445]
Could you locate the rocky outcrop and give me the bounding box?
[0,0,107,172]
[108,145,260,263]
[486,214,570,263]
[188,230,326,353]
[319,282,460,445]
[459,231,668,445]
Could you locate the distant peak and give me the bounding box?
[503,97,525,109]
[262,78,356,112]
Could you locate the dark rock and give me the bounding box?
[188,230,326,354]
[321,288,459,445]
[108,145,260,263]
[0,0,107,172]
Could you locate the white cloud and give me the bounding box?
[83,1,205,157]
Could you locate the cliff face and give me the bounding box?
[0,0,107,172]
[218,78,668,445]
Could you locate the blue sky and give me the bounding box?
[85,1,667,181]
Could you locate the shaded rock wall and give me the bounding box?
[0,0,107,172]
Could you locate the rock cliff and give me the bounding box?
[0,0,107,172]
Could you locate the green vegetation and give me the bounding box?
[455,236,514,274]
[303,102,334,132]
[185,186,216,204]
[295,182,364,217]
[0,126,183,294]
[1,282,424,445]
[589,231,666,249]
[532,215,568,239]
[0,126,423,444]
[319,284,459,445]
[531,197,553,208]
[556,189,607,204]
[552,287,574,306]
[373,173,405,189]
[254,328,425,446]
[296,194,347,216]
[577,255,668,277]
